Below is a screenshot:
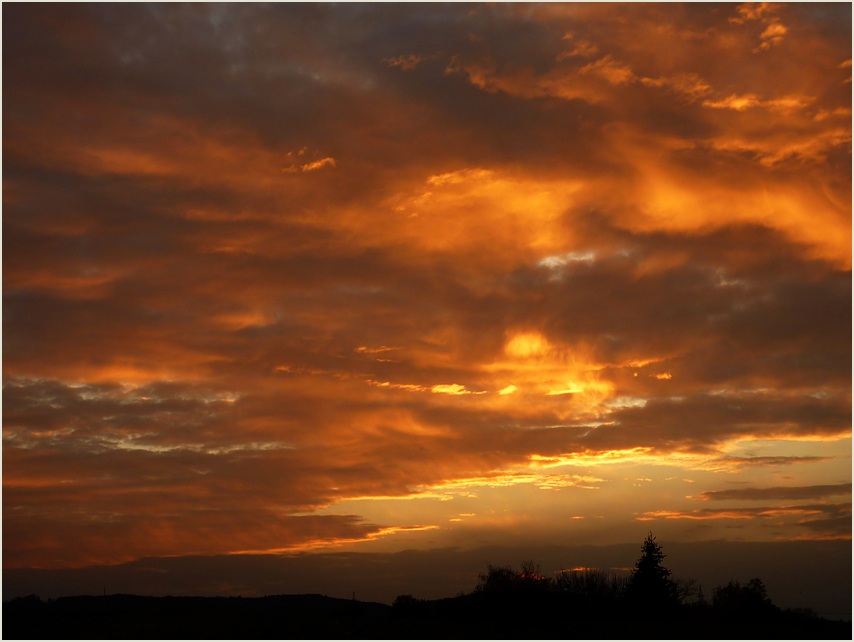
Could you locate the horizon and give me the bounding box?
[4,539,852,620]
[3,1,851,622]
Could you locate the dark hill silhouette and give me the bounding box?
[5,589,850,639]
[3,593,394,639]
[4,535,851,639]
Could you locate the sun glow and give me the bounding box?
[504,332,552,359]
[489,331,616,414]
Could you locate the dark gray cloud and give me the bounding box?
[700,484,852,501]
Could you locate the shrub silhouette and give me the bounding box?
[392,594,421,610]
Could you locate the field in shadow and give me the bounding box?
[4,589,851,639]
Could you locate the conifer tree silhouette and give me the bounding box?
[625,532,679,612]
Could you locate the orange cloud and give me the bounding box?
[384,54,425,71]
[431,383,486,396]
[758,21,787,50]
[579,55,636,85]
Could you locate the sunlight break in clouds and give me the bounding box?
[3,3,850,589]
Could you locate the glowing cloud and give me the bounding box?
[431,384,486,396]
[703,94,762,111]
[579,55,636,85]
[504,332,551,359]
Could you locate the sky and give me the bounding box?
[3,1,852,614]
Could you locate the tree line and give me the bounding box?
[391,533,848,639]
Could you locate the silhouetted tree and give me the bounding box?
[473,560,559,625]
[695,583,708,607]
[676,576,701,605]
[475,561,553,594]
[712,577,775,617]
[555,568,627,615]
[518,560,551,592]
[556,568,627,599]
[476,564,519,593]
[625,532,678,612]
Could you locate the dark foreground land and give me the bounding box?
[4,592,851,639]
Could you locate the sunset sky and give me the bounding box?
[3,1,851,613]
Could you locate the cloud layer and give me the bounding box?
[3,3,851,570]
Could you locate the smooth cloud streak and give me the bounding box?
[699,484,852,502]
